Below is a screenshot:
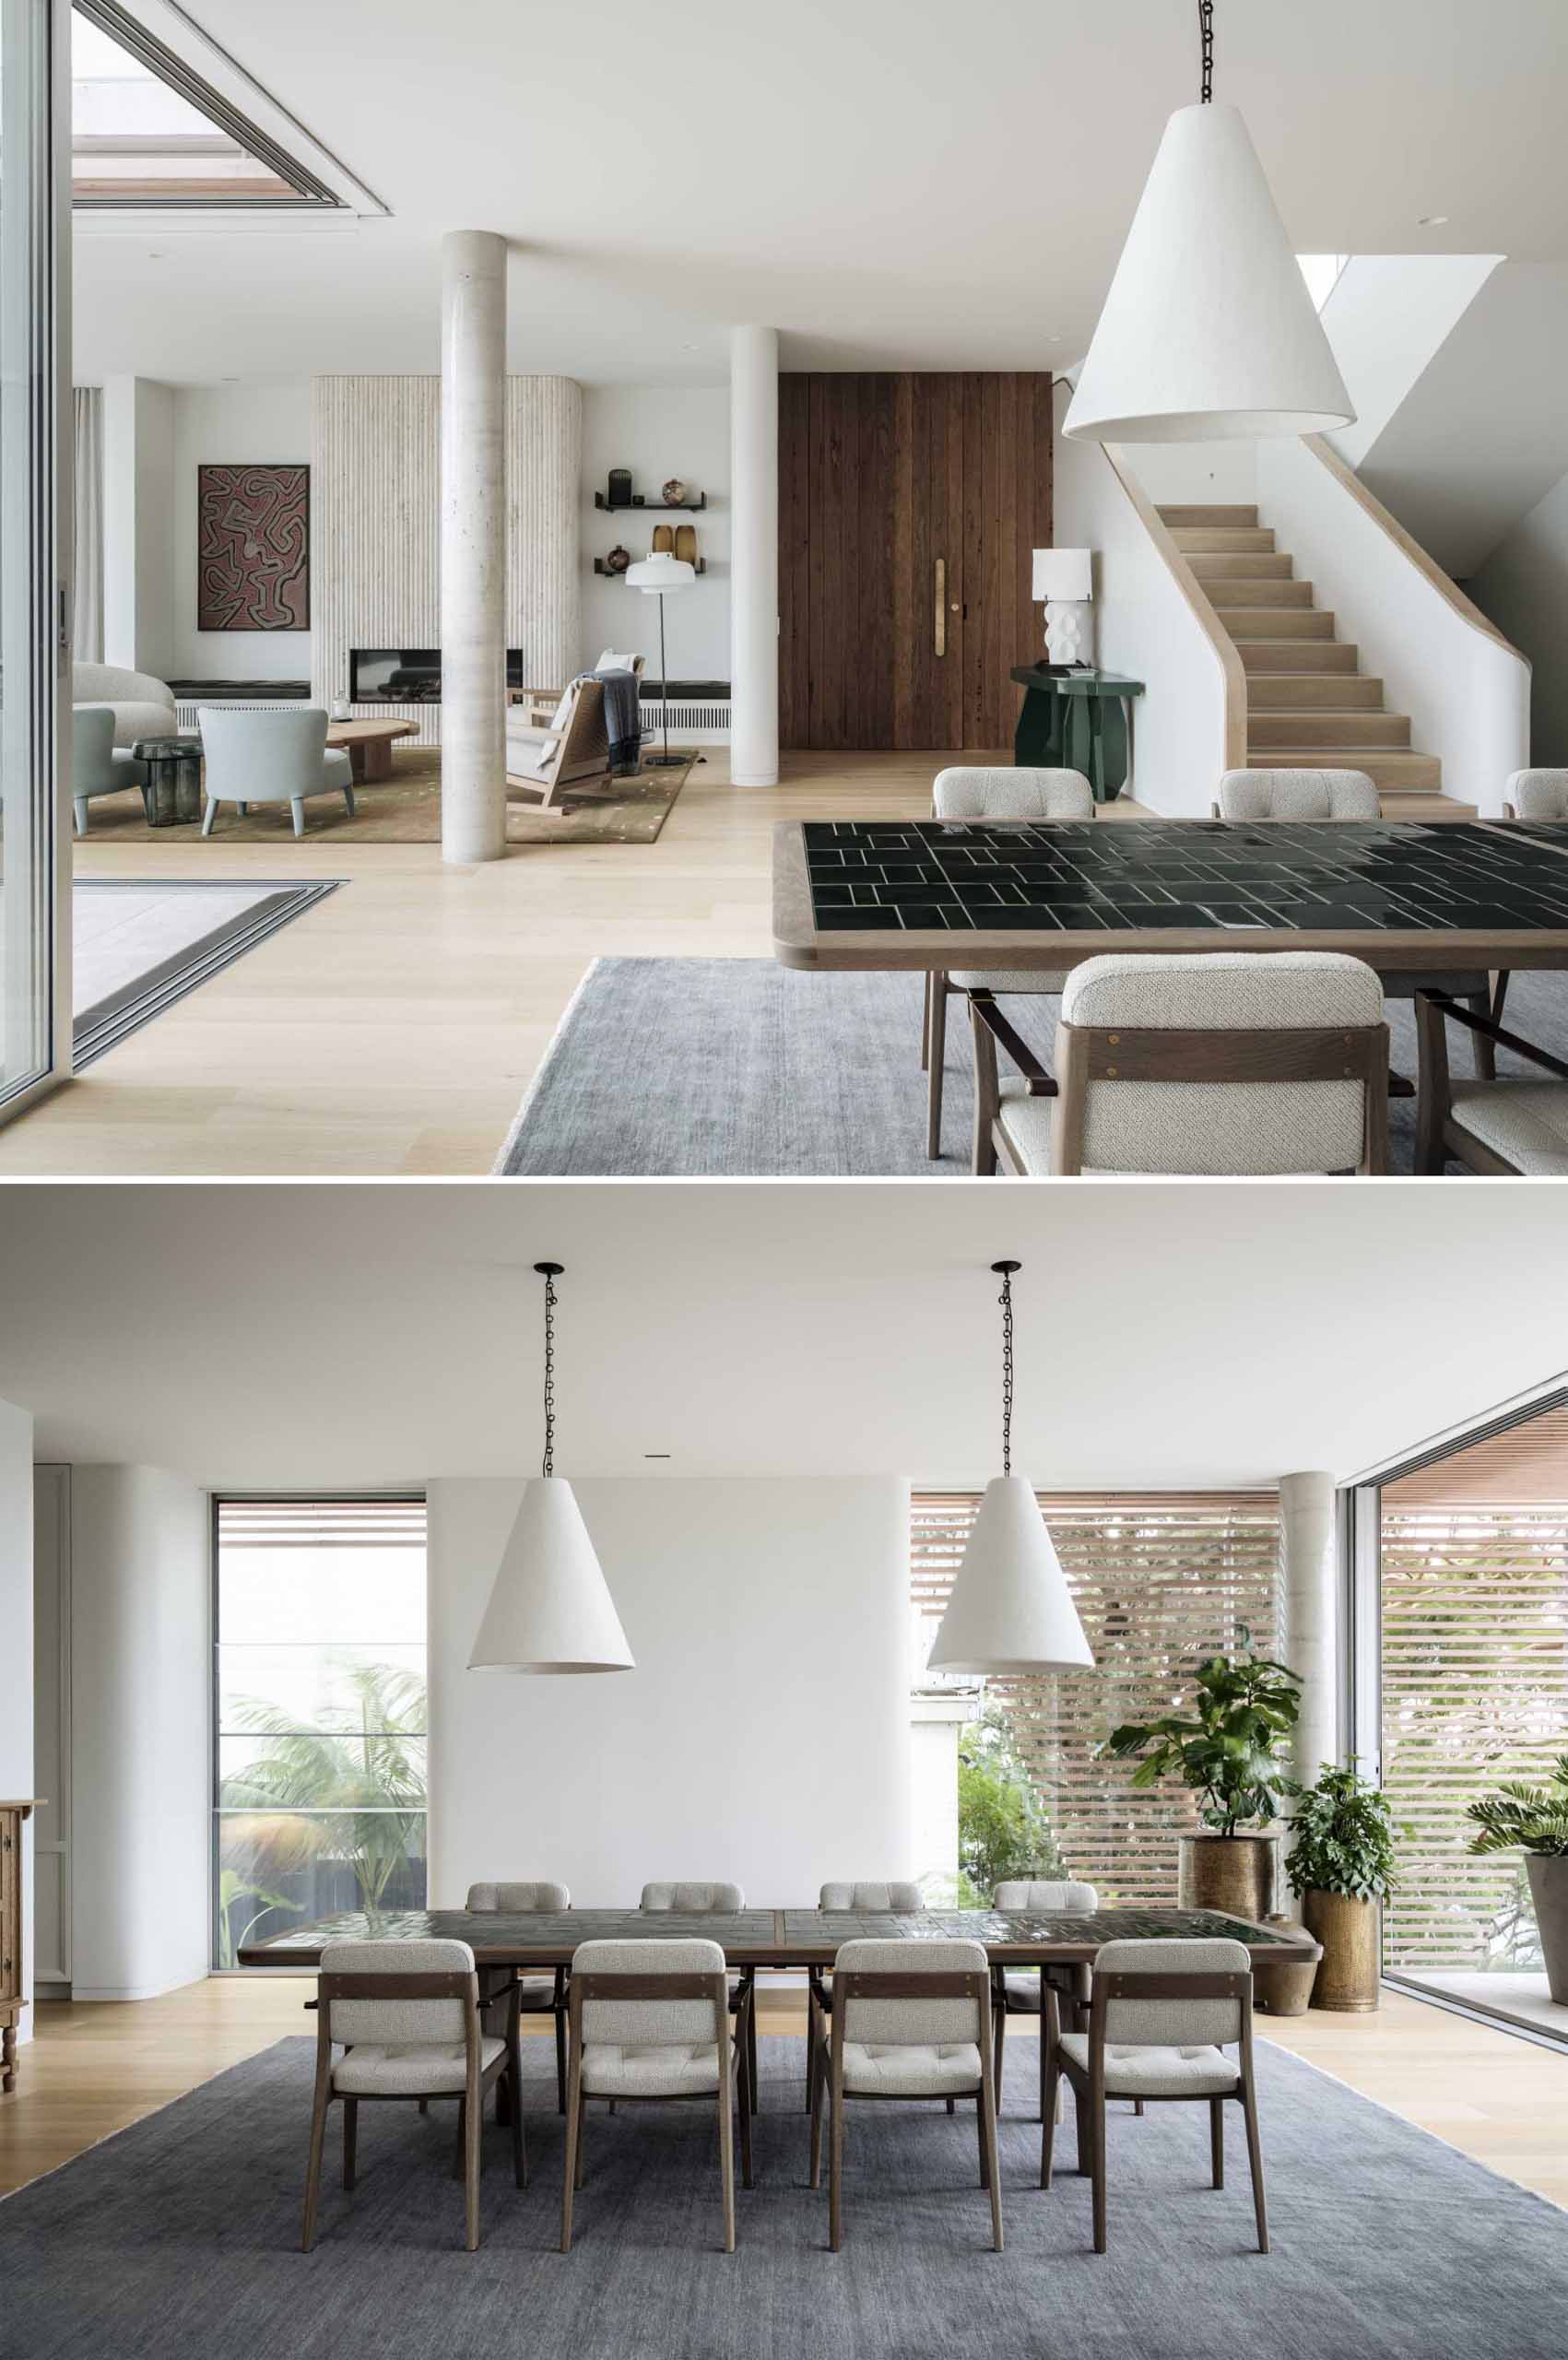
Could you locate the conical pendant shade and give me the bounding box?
[926,1476,1094,1676]
[1064,103,1353,442]
[468,1477,634,1674]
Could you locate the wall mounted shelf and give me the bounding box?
[594,491,708,512]
[595,557,708,576]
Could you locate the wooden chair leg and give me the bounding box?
[737,2035,754,2191]
[1241,2079,1269,2253]
[574,2093,587,2191]
[301,2072,331,2251]
[808,2032,825,2189]
[926,976,949,1160]
[465,2078,483,2251]
[976,2089,989,2189]
[342,2096,358,2189]
[982,2075,1004,2254]
[1091,2093,1108,2255]
[560,2061,581,2252]
[509,2014,528,2190]
[971,994,1000,1176]
[1133,2099,1145,2118]
[746,1979,759,2117]
[920,970,932,1072]
[554,2009,567,2116]
[946,2095,955,2115]
[1491,969,1510,1030]
[804,1988,817,2112]
[1075,2079,1095,2177]
[828,2071,845,2251]
[993,2000,1007,2114]
[717,2047,737,2253]
[1041,2054,1061,2188]
[418,2097,429,2117]
[1210,2094,1224,2189]
[452,2097,466,2180]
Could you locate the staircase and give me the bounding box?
[1155,504,1474,821]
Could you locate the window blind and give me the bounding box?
[1381,1502,1568,1970]
[218,1501,427,1549]
[912,1492,1282,1906]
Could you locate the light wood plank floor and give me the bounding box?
[2,751,1150,1177]
[5,1979,1565,2208]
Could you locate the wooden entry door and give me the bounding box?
[778,372,1054,752]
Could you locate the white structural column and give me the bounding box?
[1279,1469,1338,1790]
[729,324,779,786]
[441,231,508,864]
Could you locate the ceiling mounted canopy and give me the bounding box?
[1063,4,1353,444]
[468,1262,634,1676]
[926,1263,1095,1678]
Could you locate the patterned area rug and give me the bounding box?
[73,746,698,846]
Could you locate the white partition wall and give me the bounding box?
[0,1397,33,2047]
[427,1477,913,1905]
[729,325,778,785]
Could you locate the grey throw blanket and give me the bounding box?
[594,667,643,773]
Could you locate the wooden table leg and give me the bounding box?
[355,738,395,783]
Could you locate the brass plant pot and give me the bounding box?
[1252,1914,1318,2017]
[1303,1889,1381,2011]
[1176,1831,1280,1921]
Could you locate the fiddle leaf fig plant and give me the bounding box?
[1284,1763,1397,1902]
[1466,1754,1568,1858]
[1099,1632,1303,1835]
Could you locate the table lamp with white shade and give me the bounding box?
[1032,548,1094,668]
[624,551,697,769]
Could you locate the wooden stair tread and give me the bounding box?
[1246,676,1385,709]
[1257,749,1443,790]
[1250,713,1412,749]
[1222,608,1336,637]
[1188,551,1294,580]
[1237,641,1359,671]
[1173,526,1277,553]
[1209,579,1315,607]
[1157,503,1259,527]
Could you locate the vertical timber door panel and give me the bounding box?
[778,371,1051,750]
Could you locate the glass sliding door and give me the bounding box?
[0,0,65,1115]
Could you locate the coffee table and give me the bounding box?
[324,718,419,782]
[130,735,204,828]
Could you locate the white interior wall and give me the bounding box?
[427,1477,912,1906]
[581,386,730,677]
[1469,464,1568,766]
[1322,254,1501,474]
[1108,438,1257,510]
[0,1398,33,2047]
[170,382,313,683]
[68,1466,209,2002]
[101,374,174,678]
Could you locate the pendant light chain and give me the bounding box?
[540,1268,558,1479]
[998,1266,1015,1480]
[1198,1,1214,103]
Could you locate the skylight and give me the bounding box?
[71,3,336,206]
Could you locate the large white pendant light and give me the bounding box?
[927,1262,1094,1678]
[1063,3,1353,443]
[468,1262,634,1675]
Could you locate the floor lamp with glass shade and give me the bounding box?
[926,1262,1094,1679]
[624,551,697,769]
[467,1263,634,1675]
[1063,2,1353,443]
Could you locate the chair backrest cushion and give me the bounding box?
[466,1881,569,1912]
[323,1937,475,2047]
[819,1882,924,1912]
[1217,768,1380,821]
[199,704,328,801]
[836,1937,986,2046]
[72,705,116,790]
[992,1880,1099,1912]
[573,1936,725,2047]
[640,1881,744,1913]
[1095,1937,1249,2047]
[1058,950,1383,1175]
[934,766,1093,822]
[74,661,174,707]
[1508,768,1568,821]
[594,649,644,676]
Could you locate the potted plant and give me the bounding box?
[1466,1752,1568,2003]
[1284,1763,1397,2011]
[1101,1634,1303,1918]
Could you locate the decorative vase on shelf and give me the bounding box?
[661,477,688,506]
[329,694,350,721]
[607,468,632,509]
[605,544,631,575]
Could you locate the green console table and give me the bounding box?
[1009,666,1144,803]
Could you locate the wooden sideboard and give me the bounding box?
[1,1801,37,2094]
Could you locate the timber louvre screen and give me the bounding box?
[912,1492,1281,1906]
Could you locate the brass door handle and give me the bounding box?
[935,557,946,657]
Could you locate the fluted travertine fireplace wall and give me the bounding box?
[312,373,582,745]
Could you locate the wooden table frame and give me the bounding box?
[772,818,1568,980]
[324,719,419,782]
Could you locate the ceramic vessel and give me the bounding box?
[661,477,688,506]
[605,544,631,575]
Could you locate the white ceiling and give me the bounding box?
[72,0,1568,386]
[2,1182,1564,1492]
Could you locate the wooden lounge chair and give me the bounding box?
[504,678,611,808]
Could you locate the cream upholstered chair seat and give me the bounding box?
[840,2039,984,2096]
[1055,2035,1240,2096]
[1505,768,1568,820]
[1444,1080,1568,1174]
[335,2036,505,2096]
[580,2038,721,2097]
[1215,767,1381,820]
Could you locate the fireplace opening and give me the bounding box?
[349,649,526,702]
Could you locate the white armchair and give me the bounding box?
[198,706,355,837]
[72,662,176,749]
[71,704,148,833]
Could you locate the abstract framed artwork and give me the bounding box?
[196,463,310,631]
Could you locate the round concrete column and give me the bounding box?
[1279,1469,1338,1790]
[729,324,779,786]
[441,230,507,864]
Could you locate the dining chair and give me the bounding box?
[921,766,1094,1159]
[1042,1937,1267,2256]
[808,1938,1001,2253]
[1503,767,1568,822]
[990,1879,1099,2121]
[972,950,1391,1176]
[560,1937,752,2254]
[640,1882,755,2109]
[301,1937,525,2254]
[198,706,356,837]
[1415,988,1568,1174]
[808,1882,926,2114]
[466,1880,571,2113]
[1215,766,1496,1071]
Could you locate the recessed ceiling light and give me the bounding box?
[1417,215,1449,228]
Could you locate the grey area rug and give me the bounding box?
[496,956,1564,1175]
[73,879,340,1069]
[5,2034,1565,2360]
